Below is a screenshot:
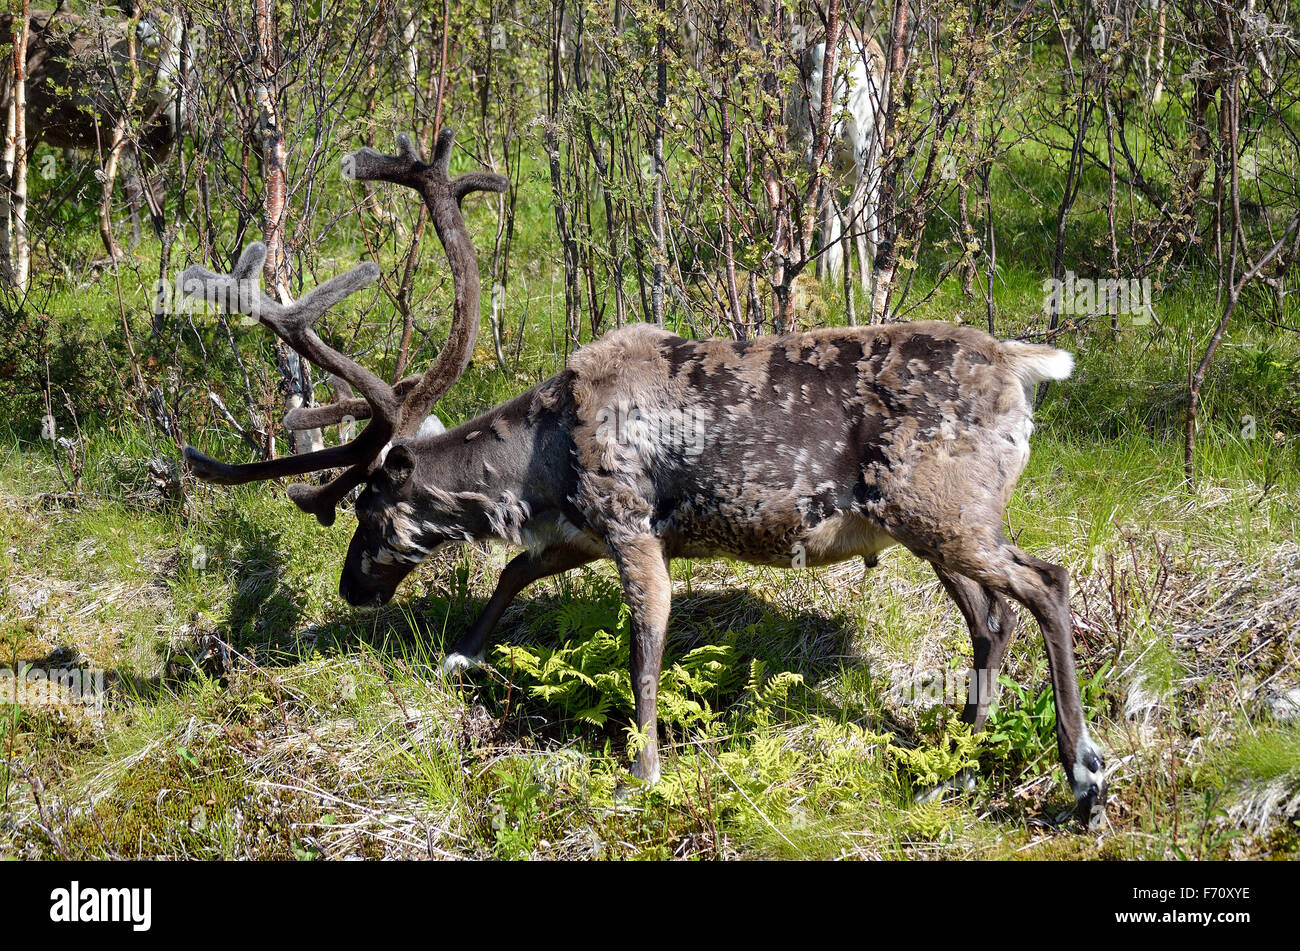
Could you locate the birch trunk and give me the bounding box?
[4,2,30,289]
[868,0,910,322]
[1152,2,1167,103]
[650,0,667,327]
[1,71,14,283]
[254,0,322,455]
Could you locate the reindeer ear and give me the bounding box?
[381,443,416,489]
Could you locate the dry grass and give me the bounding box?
[2,430,1298,860]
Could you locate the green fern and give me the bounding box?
[888,721,984,790]
[496,603,749,732]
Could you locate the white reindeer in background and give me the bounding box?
[682,7,886,311]
[787,19,887,297]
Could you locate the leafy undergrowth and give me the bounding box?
[2,416,1298,861]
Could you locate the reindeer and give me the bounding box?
[786,17,887,296]
[1,6,188,256]
[178,128,1107,826]
[682,6,885,314]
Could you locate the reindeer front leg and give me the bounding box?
[610,535,672,784]
[443,545,596,674]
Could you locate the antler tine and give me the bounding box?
[179,242,281,320]
[180,245,391,411]
[183,416,390,529]
[283,454,377,525]
[342,129,508,438]
[231,242,269,281]
[284,375,422,431]
[183,433,380,486]
[340,133,424,187]
[451,171,510,202]
[180,244,401,526]
[284,397,371,432]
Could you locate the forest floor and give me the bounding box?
[3,118,1300,857]
[2,319,1298,859]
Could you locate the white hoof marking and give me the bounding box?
[1071,735,1106,801]
[441,652,483,676]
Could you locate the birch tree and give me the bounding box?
[1,0,29,290]
[254,0,322,454]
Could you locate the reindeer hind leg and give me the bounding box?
[929,537,1106,826]
[932,563,1019,731]
[907,565,1019,804]
[888,510,1105,826]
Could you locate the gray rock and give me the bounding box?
[1266,687,1300,723]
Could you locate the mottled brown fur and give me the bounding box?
[341,319,1105,822]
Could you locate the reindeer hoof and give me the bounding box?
[286,483,338,527]
[441,651,483,676]
[1074,776,1108,830]
[1071,746,1108,829]
[913,770,977,805]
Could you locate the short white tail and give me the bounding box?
[1001,339,1075,388]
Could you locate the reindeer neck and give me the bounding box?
[411,376,576,533]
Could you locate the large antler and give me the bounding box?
[181,128,507,526]
[342,129,507,436]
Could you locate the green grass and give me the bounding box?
[1216,725,1300,787]
[3,48,1299,857]
[3,396,1298,858]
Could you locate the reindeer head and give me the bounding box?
[179,130,507,606]
[338,443,441,607]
